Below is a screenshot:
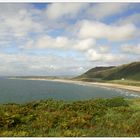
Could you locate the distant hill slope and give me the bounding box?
[75,61,140,81]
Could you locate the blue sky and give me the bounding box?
[0,3,140,76]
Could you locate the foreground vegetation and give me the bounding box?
[0,97,140,137]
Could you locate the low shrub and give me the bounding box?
[0,97,139,137]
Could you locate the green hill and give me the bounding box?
[75,61,140,81]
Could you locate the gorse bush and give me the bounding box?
[104,97,129,107]
[0,97,140,137]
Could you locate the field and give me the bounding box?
[108,80,140,87]
[0,97,140,137]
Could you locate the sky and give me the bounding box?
[0,3,140,76]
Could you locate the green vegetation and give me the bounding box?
[107,80,140,87]
[75,61,140,82]
[0,97,140,137]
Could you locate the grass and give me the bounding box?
[0,97,140,137]
[107,80,140,87]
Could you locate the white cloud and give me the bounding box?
[73,38,96,51]
[0,3,30,15]
[117,13,140,25]
[0,4,43,39]
[86,49,101,61]
[45,3,89,20]
[35,35,70,48]
[24,35,96,51]
[24,35,71,49]
[77,20,136,41]
[0,3,140,76]
[86,48,128,63]
[45,3,131,21]
[87,3,130,20]
[0,52,89,76]
[98,46,109,53]
[0,53,61,75]
[4,13,42,38]
[121,43,140,55]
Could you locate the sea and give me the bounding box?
[0,78,139,104]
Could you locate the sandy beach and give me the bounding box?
[49,79,140,93]
[9,77,140,93]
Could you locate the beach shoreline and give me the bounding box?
[8,77,140,93]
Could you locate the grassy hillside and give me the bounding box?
[0,97,140,137]
[75,61,140,82]
[107,80,140,87]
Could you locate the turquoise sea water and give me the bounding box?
[0,78,139,104]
